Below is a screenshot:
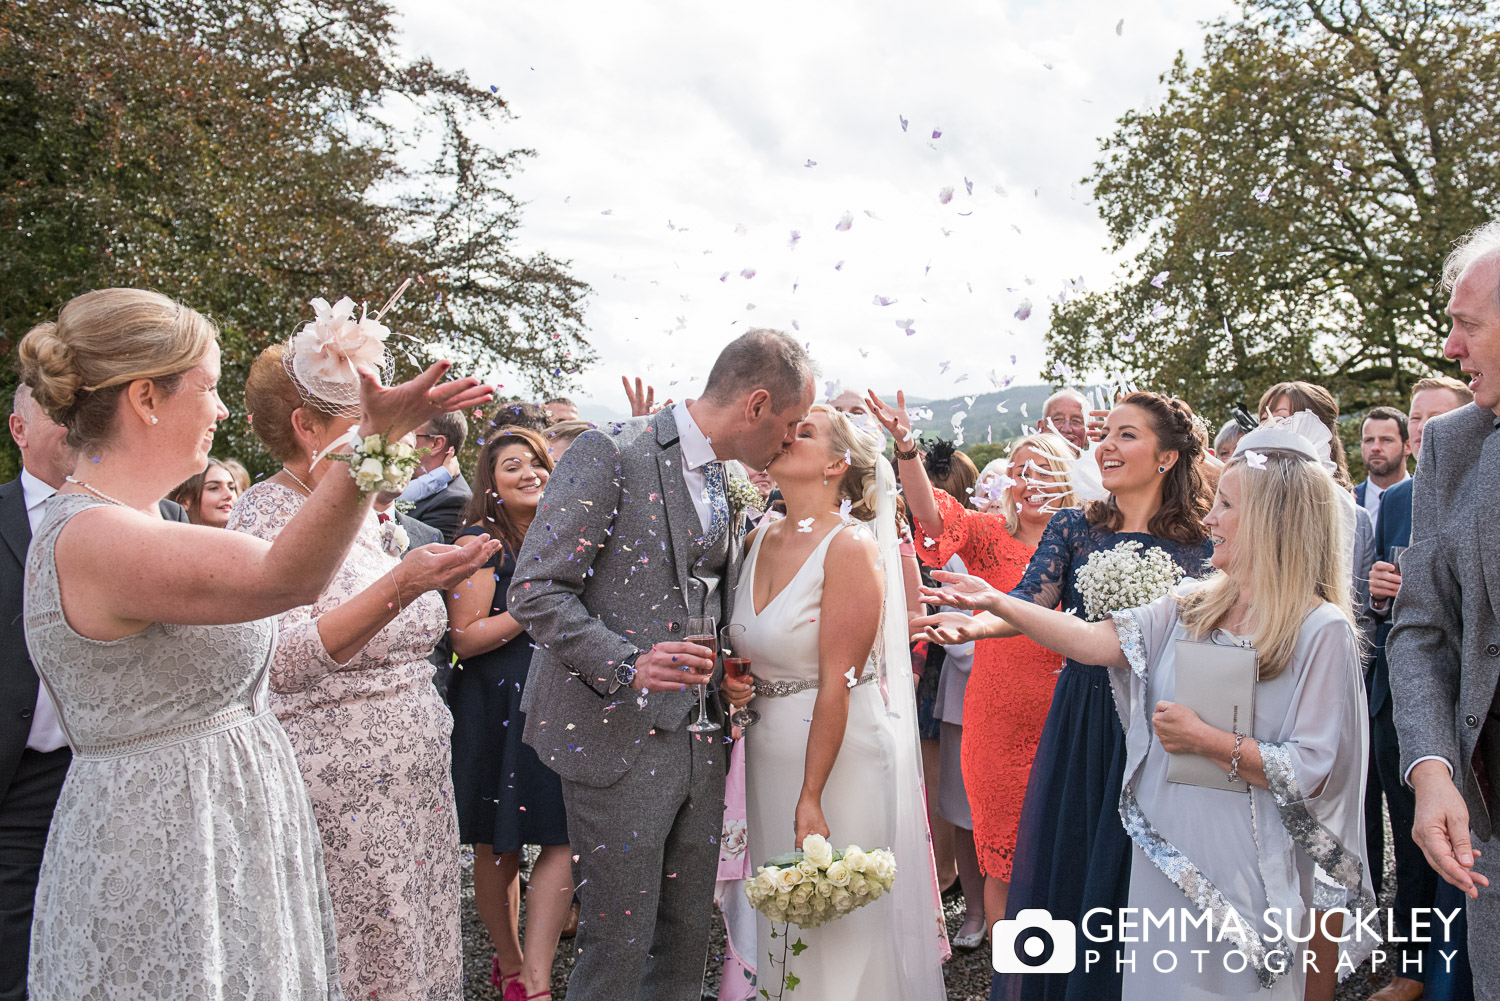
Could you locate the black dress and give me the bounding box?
[449,528,569,850]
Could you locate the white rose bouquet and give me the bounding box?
[743,834,895,929]
[744,834,897,997]
[1074,539,1184,621]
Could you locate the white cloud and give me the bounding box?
[395,0,1233,418]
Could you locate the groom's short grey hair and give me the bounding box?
[702,329,817,411]
[1443,221,1500,304]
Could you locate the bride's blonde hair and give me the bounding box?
[1177,448,1353,680]
[812,403,884,522]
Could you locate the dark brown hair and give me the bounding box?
[168,457,234,526]
[461,425,554,553]
[1257,381,1351,489]
[1085,391,1210,545]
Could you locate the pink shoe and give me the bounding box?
[492,957,519,994]
[503,980,550,1001]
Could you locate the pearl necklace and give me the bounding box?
[64,476,129,508]
[280,467,315,496]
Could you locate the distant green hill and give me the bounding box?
[905,384,1060,447]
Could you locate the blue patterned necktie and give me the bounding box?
[702,460,730,549]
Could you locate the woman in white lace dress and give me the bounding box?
[16,289,494,1001]
[230,346,495,1000]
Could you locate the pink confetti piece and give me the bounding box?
[1014,299,1033,321]
[835,212,853,232]
[938,186,954,205]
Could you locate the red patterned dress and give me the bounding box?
[917,489,1062,879]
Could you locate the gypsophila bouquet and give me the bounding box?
[726,474,767,520]
[743,834,895,929]
[1074,539,1184,621]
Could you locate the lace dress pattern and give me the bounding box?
[22,493,343,1000]
[230,483,460,1001]
[917,488,1061,879]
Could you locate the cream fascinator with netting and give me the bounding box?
[283,294,396,418]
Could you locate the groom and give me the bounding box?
[509,329,815,1001]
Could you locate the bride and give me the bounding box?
[731,404,948,1000]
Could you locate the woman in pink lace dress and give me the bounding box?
[230,345,498,1001]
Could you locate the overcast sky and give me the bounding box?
[395,0,1236,418]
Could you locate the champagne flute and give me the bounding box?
[721,624,759,729]
[685,615,719,733]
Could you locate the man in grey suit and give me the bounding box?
[1390,221,1500,997]
[509,330,814,1001]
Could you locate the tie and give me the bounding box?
[702,461,730,549]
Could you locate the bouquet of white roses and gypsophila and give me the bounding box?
[1074,539,1185,621]
[743,834,896,929]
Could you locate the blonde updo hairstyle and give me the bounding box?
[811,403,883,522]
[244,344,341,463]
[18,289,218,451]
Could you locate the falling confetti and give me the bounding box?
[1253,183,1274,203]
[1244,450,1268,470]
[899,115,909,132]
[1116,18,1124,35]
[1014,299,1033,321]
[787,230,802,249]
[804,159,818,168]
[740,268,757,279]
[1332,158,1353,179]
[835,212,853,232]
[896,318,916,334]
[873,295,898,307]
[1150,271,1170,289]
[1150,302,1169,319]
[931,127,943,139]
[938,186,954,205]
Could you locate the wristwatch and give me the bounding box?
[610,651,641,694]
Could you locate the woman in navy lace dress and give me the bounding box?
[918,392,1212,1001]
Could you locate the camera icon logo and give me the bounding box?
[992,908,1078,974]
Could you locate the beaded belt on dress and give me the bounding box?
[70,706,264,761]
[752,671,877,698]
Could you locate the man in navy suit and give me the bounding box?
[1366,375,1473,1001]
[1356,405,1411,525]
[0,386,188,1000]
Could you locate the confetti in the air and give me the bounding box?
[931,127,943,139]
[1253,183,1274,203]
[964,177,974,196]
[873,295,898,307]
[1332,158,1352,179]
[835,212,853,232]
[804,159,818,168]
[1151,271,1170,289]
[1116,18,1124,35]
[787,231,802,249]
[896,319,916,335]
[1150,302,1169,319]
[1014,299,1033,321]
[938,186,954,205]
[838,498,852,519]
[1244,450,1268,470]
[899,115,909,132]
[740,268,757,279]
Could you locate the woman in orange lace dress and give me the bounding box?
[874,393,1077,933]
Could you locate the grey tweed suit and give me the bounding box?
[508,408,742,1001]
[1389,401,1500,995]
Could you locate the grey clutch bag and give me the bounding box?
[1165,638,1257,793]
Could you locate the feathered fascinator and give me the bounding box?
[283,281,411,418]
[1232,410,1336,470]
[923,438,958,479]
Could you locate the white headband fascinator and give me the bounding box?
[1232,409,1336,471]
[284,285,407,418]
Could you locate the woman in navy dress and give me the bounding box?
[921,392,1212,1001]
[444,425,570,1001]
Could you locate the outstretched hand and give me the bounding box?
[866,389,915,449]
[919,569,1003,612]
[359,361,494,442]
[622,376,670,418]
[910,611,990,646]
[397,537,504,597]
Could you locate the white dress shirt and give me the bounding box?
[672,402,719,534]
[19,468,68,753]
[1360,472,1406,525]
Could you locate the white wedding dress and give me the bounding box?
[734,519,947,1001]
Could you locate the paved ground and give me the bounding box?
[457,820,1403,1000]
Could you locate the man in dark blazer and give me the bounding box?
[1,386,187,1000]
[403,411,471,544]
[1389,226,1500,997]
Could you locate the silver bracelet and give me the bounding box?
[1228,732,1245,782]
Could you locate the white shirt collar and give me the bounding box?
[672,401,719,471]
[19,467,57,512]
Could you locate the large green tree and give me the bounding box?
[1047,0,1500,417]
[0,0,592,478]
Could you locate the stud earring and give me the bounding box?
[1157,465,1167,474]
[150,416,159,425]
